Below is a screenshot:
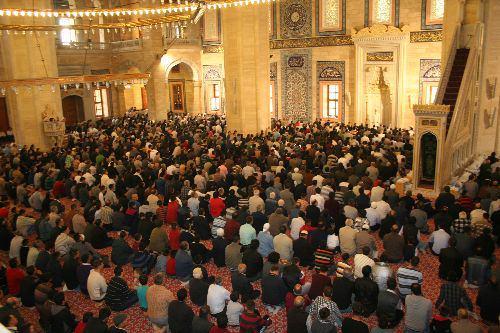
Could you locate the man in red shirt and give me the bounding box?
[0,202,9,219]
[209,192,226,218]
[6,258,25,296]
[168,223,181,251]
[166,196,180,224]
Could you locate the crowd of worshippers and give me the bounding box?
[0,113,498,333]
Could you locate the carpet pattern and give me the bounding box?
[6,208,496,332]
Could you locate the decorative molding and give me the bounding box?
[413,104,450,117]
[316,0,346,36]
[351,24,410,41]
[202,45,224,53]
[366,51,394,62]
[202,8,222,46]
[280,0,313,39]
[203,65,223,81]
[410,30,442,42]
[270,35,353,49]
[269,1,277,40]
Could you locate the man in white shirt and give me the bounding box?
[310,187,325,212]
[354,246,375,278]
[428,227,450,255]
[87,258,108,301]
[54,226,76,256]
[26,241,41,267]
[273,226,293,261]
[470,203,487,224]
[365,202,382,229]
[207,277,231,315]
[9,233,23,260]
[375,199,391,219]
[290,212,306,240]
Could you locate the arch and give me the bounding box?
[62,95,85,126]
[161,55,201,81]
[419,131,438,188]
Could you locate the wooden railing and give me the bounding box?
[442,23,484,183]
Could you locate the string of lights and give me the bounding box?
[0,0,275,19]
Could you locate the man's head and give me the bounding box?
[411,283,422,296]
[238,263,247,274]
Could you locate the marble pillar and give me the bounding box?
[0,0,64,150]
[146,62,168,121]
[222,4,271,134]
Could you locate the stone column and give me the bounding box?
[192,81,203,115]
[146,62,168,121]
[222,4,271,134]
[0,0,64,150]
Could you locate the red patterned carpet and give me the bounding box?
[6,215,496,332]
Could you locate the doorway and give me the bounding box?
[167,63,194,114]
[62,95,85,125]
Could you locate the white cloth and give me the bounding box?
[327,234,339,250]
[87,269,108,301]
[207,284,231,314]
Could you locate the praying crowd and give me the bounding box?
[0,113,498,333]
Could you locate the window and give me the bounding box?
[318,0,343,33]
[210,83,221,111]
[424,0,444,27]
[59,18,77,45]
[94,88,109,118]
[321,82,342,120]
[424,84,439,104]
[368,0,395,26]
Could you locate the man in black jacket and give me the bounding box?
[168,288,194,333]
[50,291,77,333]
[354,265,379,317]
[210,228,227,267]
[62,248,80,290]
[287,296,308,333]
[261,265,288,307]
[19,266,37,308]
[231,264,260,303]
[111,231,133,265]
[84,307,111,333]
[438,237,464,281]
[189,267,209,306]
[376,277,403,328]
[293,231,314,267]
[241,239,263,281]
[331,266,355,312]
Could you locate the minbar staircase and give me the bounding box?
[442,48,469,133]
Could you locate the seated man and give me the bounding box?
[104,266,138,311]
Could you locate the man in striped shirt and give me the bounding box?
[396,256,423,300]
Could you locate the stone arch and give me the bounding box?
[161,55,201,82]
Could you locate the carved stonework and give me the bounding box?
[280,0,313,39]
[410,30,443,42]
[270,62,277,81]
[366,51,394,62]
[351,24,410,41]
[203,65,222,80]
[413,104,450,117]
[483,77,498,129]
[270,35,353,49]
[203,45,224,53]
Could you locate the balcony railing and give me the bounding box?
[163,37,201,47]
[110,39,143,51]
[57,41,110,50]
